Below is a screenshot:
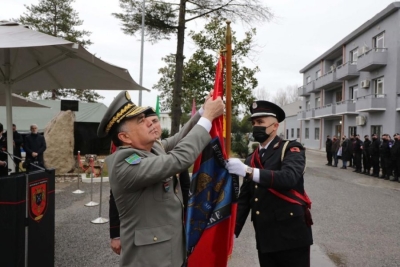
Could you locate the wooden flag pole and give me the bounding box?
[225,20,232,156]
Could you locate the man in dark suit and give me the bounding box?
[362,135,371,175]
[24,124,47,171]
[353,134,363,173]
[0,123,8,177]
[99,91,224,267]
[226,100,313,267]
[12,124,23,173]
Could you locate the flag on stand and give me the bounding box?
[155,95,161,117]
[186,55,239,267]
[191,98,196,117]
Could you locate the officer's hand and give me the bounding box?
[225,158,246,177]
[202,96,224,121]
[110,238,121,255]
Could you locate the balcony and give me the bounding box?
[297,111,306,120]
[335,100,357,115]
[298,86,309,97]
[357,48,388,72]
[355,94,387,112]
[304,81,314,94]
[304,109,315,120]
[314,71,342,90]
[336,62,359,80]
[314,104,336,118]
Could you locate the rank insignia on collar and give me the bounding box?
[290,147,300,153]
[273,142,280,149]
[125,153,141,165]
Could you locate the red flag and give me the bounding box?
[191,98,197,117]
[188,55,236,267]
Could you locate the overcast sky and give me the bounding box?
[1,0,397,108]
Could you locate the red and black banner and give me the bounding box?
[0,169,55,267]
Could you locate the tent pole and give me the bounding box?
[4,48,15,173]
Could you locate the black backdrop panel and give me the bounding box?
[0,169,55,267]
[0,173,26,267]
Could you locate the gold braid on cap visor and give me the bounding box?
[105,103,134,134]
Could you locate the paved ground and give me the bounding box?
[54,149,400,266]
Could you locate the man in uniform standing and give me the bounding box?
[98,91,224,267]
[379,134,390,179]
[12,124,23,173]
[226,100,313,267]
[353,134,363,173]
[362,135,371,175]
[369,134,380,177]
[389,133,400,181]
[325,135,333,166]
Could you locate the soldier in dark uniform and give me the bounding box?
[362,135,371,175]
[353,134,363,173]
[0,123,8,177]
[325,135,332,166]
[379,134,390,179]
[389,133,400,182]
[226,100,313,267]
[369,134,380,177]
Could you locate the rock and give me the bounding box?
[43,111,75,174]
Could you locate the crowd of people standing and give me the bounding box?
[325,133,400,182]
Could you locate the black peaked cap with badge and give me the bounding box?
[97,91,152,138]
[249,100,285,123]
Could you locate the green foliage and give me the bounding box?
[251,142,259,152]
[153,18,258,115]
[113,0,273,134]
[17,0,103,102]
[231,132,249,158]
[161,128,170,139]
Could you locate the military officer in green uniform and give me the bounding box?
[226,100,313,267]
[98,90,224,267]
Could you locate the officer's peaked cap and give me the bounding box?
[249,100,285,123]
[97,91,152,138]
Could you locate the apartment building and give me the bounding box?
[298,2,400,149]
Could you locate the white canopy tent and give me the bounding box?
[0,21,149,172]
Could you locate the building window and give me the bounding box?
[286,129,289,139]
[305,128,309,139]
[306,76,311,84]
[291,128,294,138]
[374,77,384,97]
[336,58,343,67]
[306,101,311,110]
[316,70,321,79]
[349,126,357,137]
[335,90,342,102]
[371,125,382,137]
[373,32,384,49]
[297,128,300,138]
[314,128,320,140]
[315,97,321,108]
[350,86,358,102]
[350,48,358,63]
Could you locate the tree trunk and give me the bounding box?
[170,0,186,135]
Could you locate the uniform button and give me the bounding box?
[175,189,178,193]
[255,198,258,202]
[290,212,293,216]
[255,185,258,189]
[153,237,158,241]
[256,211,260,215]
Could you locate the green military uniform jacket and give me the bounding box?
[105,112,211,267]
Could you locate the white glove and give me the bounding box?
[225,158,246,177]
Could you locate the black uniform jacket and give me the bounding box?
[235,136,313,253]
